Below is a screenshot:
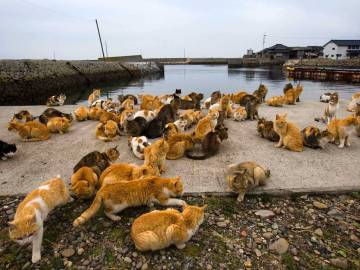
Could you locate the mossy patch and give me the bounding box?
[182,244,201,257]
[281,252,298,270]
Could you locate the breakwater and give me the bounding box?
[228,58,286,68]
[0,60,162,105]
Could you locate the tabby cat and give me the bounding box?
[253,84,268,103]
[257,118,280,142]
[273,114,303,152]
[131,204,206,251]
[266,96,286,107]
[239,94,260,120]
[8,120,50,142]
[12,110,34,123]
[73,176,186,226]
[38,108,73,125]
[233,106,247,121]
[89,107,104,121]
[301,126,332,149]
[143,139,169,175]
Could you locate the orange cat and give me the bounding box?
[99,163,156,186]
[89,107,104,120]
[46,117,70,134]
[122,98,135,110]
[131,204,206,251]
[74,106,89,121]
[144,139,169,175]
[8,120,50,141]
[284,84,303,105]
[96,120,120,142]
[119,109,135,126]
[73,176,186,226]
[193,110,218,141]
[71,167,98,199]
[220,95,233,118]
[140,95,163,110]
[273,114,303,152]
[88,89,101,106]
[100,111,119,124]
[9,177,72,263]
[233,106,247,121]
[266,96,286,107]
[166,132,194,160]
[327,115,360,148]
[230,91,248,104]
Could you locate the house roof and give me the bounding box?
[324,40,360,47]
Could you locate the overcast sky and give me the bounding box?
[1,0,360,60]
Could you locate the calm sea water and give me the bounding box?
[77,65,360,104]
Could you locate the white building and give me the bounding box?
[323,40,360,60]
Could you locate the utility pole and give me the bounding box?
[95,19,106,60]
[105,40,109,58]
[262,33,267,58]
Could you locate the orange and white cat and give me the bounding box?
[99,163,156,186]
[88,89,101,106]
[8,120,50,141]
[273,114,303,152]
[131,204,206,251]
[9,177,72,263]
[144,138,169,175]
[73,176,186,226]
[122,98,135,110]
[134,110,156,122]
[71,167,98,199]
[74,106,89,121]
[193,110,218,141]
[96,120,120,142]
[233,106,247,121]
[46,117,70,134]
[119,109,135,126]
[327,115,360,148]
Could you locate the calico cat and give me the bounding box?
[46,117,71,134]
[144,138,169,175]
[46,94,66,106]
[193,110,219,141]
[38,108,73,124]
[88,89,101,106]
[226,161,270,202]
[301,126,332,149]
[99,163,156,186]
[71,167,98,199]
[273,114,303,152]
[266,96,286,107]
[118,94,138,105]
[186,125,228,160]
[131,204,206,251]
[9,177,72,263]
[257,118,280,142]
[73,146,119,176]
[8,120,51,142]
[90,99,113,110]
[129,136,150,159]
[134,110,156,122]
[327,115,359,148]
[253,84,268,103]
[233,106,247,121]
[89,107,104,121]
[314,92,339,124]
[239,94,260,120]
[12,110,34,123]
[125,117,148,137]
[73,176,186,226]
[96,120,120,142]
[0,140,17,160]
[74,106,89,121]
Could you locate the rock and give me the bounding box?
[269,238,289,254]
[141,263,149,270]
[124,257,132,263]
[22,262,31,269]
[61,248,75,258]
[290,247,298,256]
[244,259,252,268]
[314,228,323,237]
[350,234,360,243]
[77,247,84,255]
[313,201,328,209]
[255,210,275,218]
[136,261,143,269]
[5,209,14,215]
[272,223,278,230]
[330,258,348,269]
[206,265,212,270]
[216,222,227,228]
[254,248,262,257]
[82,260,90,266]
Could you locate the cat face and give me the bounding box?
[104,120,119,137]
[208,110,219,120]
[9,215,38,245]
[329,93,339,105]
[106,146,120,161]
[275,114,288,129]
[93,89,101,97]
[169,176,184,196]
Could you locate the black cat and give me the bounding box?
[0,140,17,160]
[125,117,148,137]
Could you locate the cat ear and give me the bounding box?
[283,113,288,118]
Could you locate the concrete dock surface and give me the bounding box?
[0,100,359,196]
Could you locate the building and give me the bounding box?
[323,40,360,59]
[256,44,323,59]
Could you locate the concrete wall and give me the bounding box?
[284,58,360,68]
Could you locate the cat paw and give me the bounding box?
[338,144,344,148]
[105,212,121,221]
[275,144,282,148]
[176,243,186,249]
[32,253,41,263]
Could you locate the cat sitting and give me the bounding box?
[144,138,169,175]
[88,89,101,106]
[119,109,135,126]
[179,92,204,110]
[131,204,206,251]
[239,94,260,120]
[257,118,280,142]
[320,93,331,103]
[89,107,104,121]
[73,176,186,226]
[46,94,66,106]
[233,106,247,121]
[96,120,120,142]
[226,161,270,202]
[99,163,156,186]
[38,108,73,125]
[140,95,163,110]
[74,106,89,121]
[193,109,219,141]
[327,115,360,148]
[253,84,268,103]
[9,177,72,263]
[179,110,204,129]
[163,124,194,160]
[284,84,303,104]
[100,111,120,124]
[314,92,339,124]
[128,136,150,159]
[46,117,71,134]
[0,140,17,160]
[118,94,138,105]
[301,126,333,149]
[273,114,303,152]
[8,120,50,142]
[122,98,135,110]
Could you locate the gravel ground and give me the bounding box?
[1,193,359,269]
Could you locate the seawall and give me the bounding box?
[0,60,162,105]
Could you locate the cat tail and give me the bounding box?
[133,231,161,251]
[73,193,103,227]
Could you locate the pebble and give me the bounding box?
[313,201,328,209]
[124,257,132,263]
[82,260,90,266]
[206,265,212,270]
[327,208,342,216]
[269,238,289,254]
[255,210,275,218]
[272,223,278,230]
[314,228,323,237]
[290,247,298,256]
[141,263,149,270]
[254,248,262,257]
[61,248,75,258]
[330,258,348,269]
[216,221,227,228]
[263,232,273,239]
[77,247,85,255]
